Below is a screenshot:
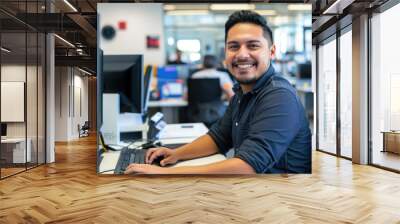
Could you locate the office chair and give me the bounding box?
[187,78,226,127]
[78,121,90,138]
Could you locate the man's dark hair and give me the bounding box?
[225,10,273,45]
[203,55,218,69]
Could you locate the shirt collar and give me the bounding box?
[232,64,276,95]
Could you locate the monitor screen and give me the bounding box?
[297,62,311,79]
[102,55,143,114]
[1,123,7,137]
[142,65,153,116]
[175,64,190,79]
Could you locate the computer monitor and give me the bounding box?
[1,123,7,137]
[175,64,190,79]
[102,55,143,114]
[142,65,153,118]
[97,49,104,129]
[297,62,311,79]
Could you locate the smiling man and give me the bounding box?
[124,10,311,174]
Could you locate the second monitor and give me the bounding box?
[100,54,153,144]
[102,55,144,114]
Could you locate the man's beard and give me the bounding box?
[236,76,258,85]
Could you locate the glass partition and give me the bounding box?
[317,37,337,155]
[0,1,46,179]
[371,3,400,171]
[1,31,28,177]
[339,29,352,158]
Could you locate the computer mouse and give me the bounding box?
[151,155,165,166]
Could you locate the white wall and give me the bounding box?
[98,3,165,66]
[1,64,46,164]
[55,67,68,141]
[1,65,30,138]
[55,67,89,141]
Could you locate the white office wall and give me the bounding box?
[1,65,26,81]
[1,65,28,138]
[98,3,165,66]
[55,67,69,141]
[1,64,45,165]
[1,82,24,122]
[55,67,89,141]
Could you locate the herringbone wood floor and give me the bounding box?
[1,134,400,223]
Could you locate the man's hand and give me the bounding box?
[124,164,166,174]
[145,147,179,166]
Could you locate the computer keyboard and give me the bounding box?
[114,148,151,174]
[113,141,185,174]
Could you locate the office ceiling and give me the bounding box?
[1,0,312,75]
[2,0,393,75]
[311,0,390,44]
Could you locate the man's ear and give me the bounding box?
[269,44,276,60]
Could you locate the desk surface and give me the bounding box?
[149,98,229,108]
[148,98,188,107]
[98,123,226,174]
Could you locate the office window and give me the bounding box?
[339,29,352,158]
[176,39,201,63]
[317,37,337,154]
[304,28,312,61]
[177,39,200,52]
[371,3,400,171]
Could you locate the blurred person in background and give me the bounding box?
[191,54,234,100]
[168,49,186,65]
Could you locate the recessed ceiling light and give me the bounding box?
[1,47,11,53]
[210,4,255,11]
[255,10,276,16]
[63,0,78,12]
[78,67,92,76]
[54,34,75,48]
[164,5,176,11]
[166,10,209,16]
[288,4,312,11]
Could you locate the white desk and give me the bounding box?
[98,123,226,174]
[148,98,188,108]
[1,138,31,163]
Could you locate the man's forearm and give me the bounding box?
[162,158,256,174]
[174,134,220,161]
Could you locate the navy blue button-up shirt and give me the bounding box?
[208,65,311,173]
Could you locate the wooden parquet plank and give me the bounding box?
[1,134,400,223]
